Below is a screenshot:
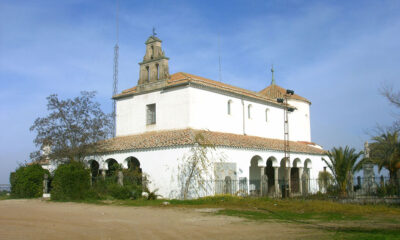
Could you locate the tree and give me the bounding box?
[30,91,112,163]
[369,131,400,184]
[318,171,334,193]
[177,133,223,199]
[381,85,400,131]
[323,146,364,197]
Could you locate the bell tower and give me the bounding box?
[137,29,170,92]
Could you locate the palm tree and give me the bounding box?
[323,146,364,197]
[370,131,400,184]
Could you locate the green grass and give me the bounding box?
[216,209,363,222]
[94,195,400,221]
[331,228,400,240]
[0,192,10,200]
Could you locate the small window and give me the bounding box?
[227,100,232,115]
[146,104,156,125]
[265,108,269,122]
[248,104,252,119]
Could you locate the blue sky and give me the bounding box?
[1,0,399,183]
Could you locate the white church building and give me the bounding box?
[46,34,327,199]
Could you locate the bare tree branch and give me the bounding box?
[30,91,112,163]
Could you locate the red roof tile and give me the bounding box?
[259,84,310,103]
[113,72,305,106]
[94,129,325,155]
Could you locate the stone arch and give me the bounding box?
[278,157,290,194]
[124,156,142,185]
[304,158,312,169]
[291,158,302,193]
[292,158,302,168]
[125,156,141,170]
[249,155,263,194]
[88,159,100,178]
[106,158,119,176]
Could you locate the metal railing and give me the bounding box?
[181,177,400,199]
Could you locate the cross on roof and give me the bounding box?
[152,27,157,36]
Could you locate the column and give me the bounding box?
[118,171,124,186]
[286,167,291,197]
[274,167,279,197]
[89,173,93,187]
[102,169,106,179]
[260,167,265,196]
[298,167,303,195]
[43,173,48,194]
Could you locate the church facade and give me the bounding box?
[48,34,327,199]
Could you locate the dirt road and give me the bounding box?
[0,199,325,240]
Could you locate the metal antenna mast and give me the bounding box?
[112,0,119,137]
[276,67,295,198]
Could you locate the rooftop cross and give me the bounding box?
[152,27,157,36]
[271,65,276,85]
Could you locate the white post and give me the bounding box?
[274,167,279,197]
[298,167,303,195]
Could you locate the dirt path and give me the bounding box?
[0,199,327,240]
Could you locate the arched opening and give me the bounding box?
[266,157,276,193]
[88,160,100,178]
[303,159,312,194]
[304,159,312,176]
[227,100,232,115]
[125,156,142,185]
[106,158,119,177]
[265,108,269,122]
[126,156,141,170]
[151,45,154,59]
[278,158,290,193]
[291,158,301,193]
[156,64,159,80]
[249,155,262,194]
[146,66,150,82]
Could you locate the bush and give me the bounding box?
[51,161,91,200]
[107,184,131,199]
[90,177,142,200]
[10,164,49,198]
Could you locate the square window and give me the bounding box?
[146,104,156,125]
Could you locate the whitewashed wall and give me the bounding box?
[288,99,311,142]
[116,86,191,136]
[116,86,312,142]
[188,87,286,140]
[85,146,326,199]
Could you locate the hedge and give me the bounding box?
[10,164,49,198]
[51,161,91,200]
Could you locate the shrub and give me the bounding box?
[10,164,49,198]
[51,161,91,200]
[107,184,131,199]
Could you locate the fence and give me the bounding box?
[182,177,400,199]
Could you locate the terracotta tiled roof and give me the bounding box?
[259,84,310,103]
[113,72,288,106]
[94,129,325,155]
